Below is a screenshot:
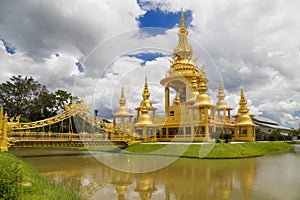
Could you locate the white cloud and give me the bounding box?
[0,0,300,128]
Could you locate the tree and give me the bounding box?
[0,75,73,121]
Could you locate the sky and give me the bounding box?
[0,0,300,128]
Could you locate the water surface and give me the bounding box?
[15,146,300,200]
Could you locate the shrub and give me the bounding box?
[0,153,23,200]
[223,133,233,143]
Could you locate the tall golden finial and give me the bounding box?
[200,65,206,77]
[139,76,156,111]
[180,8,186,34]
[238,88,249,114]
[199,65,208,94]
[217,80,225,100]
[216,80,229,109]
[173,9,193,60]
[119,85,126,106]
[142,77,150,100]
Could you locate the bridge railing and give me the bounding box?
[8,132,110,141]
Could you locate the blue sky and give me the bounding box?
[132,9,192,66]
[138,9,193,29]
[1,39,16,54]
[128,52,166,66]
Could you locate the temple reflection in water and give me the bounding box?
[34,155,256,200]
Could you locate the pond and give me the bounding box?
[13,145,300,200]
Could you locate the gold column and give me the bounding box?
[0,111,8,152]
[165,87,169,115]
[204,107,209,140]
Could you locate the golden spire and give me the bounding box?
[200,65,206,77]
[238,88,249,114]
[142,77,150,100]
[180,8,187,34]
[113,86,132,117]
[216,80,229,109]
[119,86,126,106]
[217,80,225,99]
[140,77,157,111]
[173,9,193,60]
[199,66,208,94]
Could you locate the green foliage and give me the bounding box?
[291,128,300,137]
[0,152,81,200]
[210,132,233,143]
[0,75,73,122]
[0,153,23,200]
[267,129,292,141]
[223,133,232,143]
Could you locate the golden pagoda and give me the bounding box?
[233,89,256,141]
[121,10,256,142]
[134,78,158,142]
[113,86,133,131]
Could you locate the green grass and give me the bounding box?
[78,145,121,152]
[0,152,81,200]
[122,142,293,159]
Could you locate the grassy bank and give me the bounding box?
[0,152,81,200]
[122,142,293,159]
[78,145,120,152]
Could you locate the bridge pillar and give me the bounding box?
[0,108,8,152]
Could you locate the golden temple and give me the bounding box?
[112,10,256,142]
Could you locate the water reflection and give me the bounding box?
[21,152,258,200]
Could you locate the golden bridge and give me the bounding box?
[0,100,133,151]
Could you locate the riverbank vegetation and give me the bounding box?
[0,152,81,200]
[0,75,73,123]
[81,142,293,159]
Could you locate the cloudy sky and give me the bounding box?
[0,0,300,128]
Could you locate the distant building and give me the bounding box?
[253,116,292,140]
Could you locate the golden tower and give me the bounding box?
[112,86,133,131]
[234,89,256,141]
[135,78,158,142]
[120,9,256,142]
[215,80,232,123]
